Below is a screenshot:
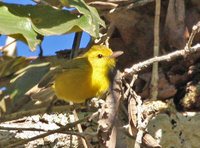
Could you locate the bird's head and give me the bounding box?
[82,45,123,71]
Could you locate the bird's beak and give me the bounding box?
[109,51,124,58]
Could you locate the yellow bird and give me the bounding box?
[38,45,123,103]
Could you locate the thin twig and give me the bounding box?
[72,108,88,148]
[185,21,200,51]
[88,1,118,9]
[123,75,138,98]
[125,0,155,9]
[135,113,154,148]
[150,0,160,101]
[0,126,46,132]
[0,39,17,52]
[70,32,83,59]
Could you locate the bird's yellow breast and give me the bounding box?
[53,66,110,103]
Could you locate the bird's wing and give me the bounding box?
[38,57,90,88]
[38,66,62,88]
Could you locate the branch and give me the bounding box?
[124,43,200,76]
[0,126,46,132]
[125,0,155,9]
[0,105,85,123]
[70,32,83,59]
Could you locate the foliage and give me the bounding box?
[0,0,105,51]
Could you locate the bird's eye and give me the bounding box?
[97,54,103,58]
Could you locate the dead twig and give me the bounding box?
[124,43,200,76]
[185,21,200,51]
[151,0,161,101]
[71,108,89,148]
[0,105,85,123]
[125,0,155,9]
[0,126,46,132]
[0,39,17,52]
[88,1,118,9]
[123,74,138,99]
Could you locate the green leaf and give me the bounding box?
[29,5,82,35]
[65,0,106,37]
[0,3,40,51]
[0,1,105,50]
[5,62,50,102]
[68,0,105,27]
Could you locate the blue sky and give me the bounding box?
[0,0,91,57]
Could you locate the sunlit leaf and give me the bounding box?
[5,62,50,102]
[0,3,40,51]
[63,0,106,36]
[0,1,105,50]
